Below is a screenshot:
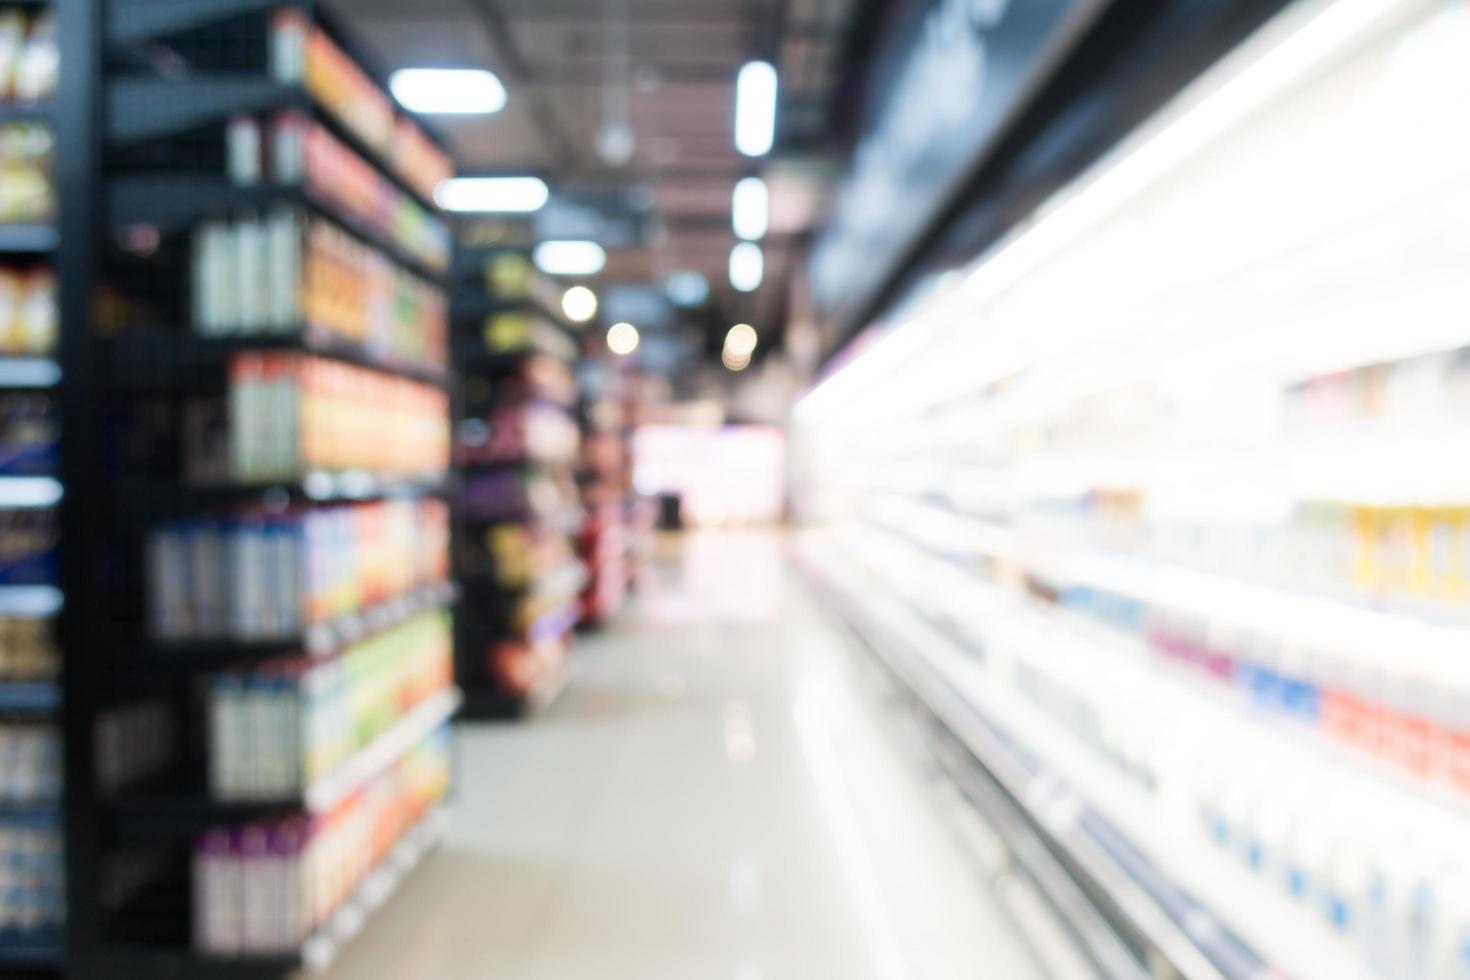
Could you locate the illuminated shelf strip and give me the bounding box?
[0,478,62,509]
[0,359,60,388]
[0,586,61,617]
[303,687,461,814]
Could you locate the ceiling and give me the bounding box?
[345,0,856,369]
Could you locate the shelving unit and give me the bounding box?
[574,355,638,627]
[793,2,1470,979]
[55,2,461,975]
[0,0,74,965]
[451,245,585,718]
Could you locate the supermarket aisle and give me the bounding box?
[316,529,1047,980]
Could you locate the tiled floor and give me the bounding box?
[315,529,1046,980]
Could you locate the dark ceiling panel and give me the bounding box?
[342,0,849,349]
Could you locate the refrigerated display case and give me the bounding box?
[794,1,1470,978]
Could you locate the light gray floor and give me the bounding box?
[315,529,1047,980]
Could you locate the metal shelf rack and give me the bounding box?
[452,244,585,719]
[58,1,461,976]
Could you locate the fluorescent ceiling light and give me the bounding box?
[723,346,752,372]
[666,271,709,307]
[732,177,769,241]
[735,61,778,157]
[729,242,764,292]
[607,322,641,356]
[725,323,758,358]
[562,286,599,323]
[535,240,607,277]
[390,68,507,114]
[434,176,549,213]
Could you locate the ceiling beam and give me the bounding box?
[459,0,581,162]
[538,65,738,84]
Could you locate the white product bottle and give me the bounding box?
[236,216,265,332]
[265,206,301,332]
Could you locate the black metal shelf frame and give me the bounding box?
[125,579,458,675]
[109,328,452,393]
[105,1,450,218]
[452,245,586,718]
[60,1,462,976]
[58,0,104,971]
[108,174,450,286]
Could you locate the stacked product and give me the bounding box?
[193,729,450,955]
[0,394,55,474]
[223,111,451,273]
[575,366,635,625]
[228,353,449,481]
[0,268,53,355]
[0,8,55,106]
[0,1,62,957]
[0,5,53,232]
[207,611,452,800]
[268,10,453,202]
[0,122,50,226]
[793,5,1470,980]
[192,212,447,371]
[0,824,61,937]
[0,722,56,803]
[148,498,448,642]
[0,509,54,586]
[454,247,584,716]
[78,4,459,971]
[0,616,53,683]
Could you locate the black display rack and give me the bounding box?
[0,0,93,969]
[571,355,641,630]
[54,2,462,976]
[452,245,586,719]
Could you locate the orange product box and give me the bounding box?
[305,123,380,221]
[390,117,453,203]
[304,27,393,152]
[1385,711,1434,778]
[1448,729,1470,795]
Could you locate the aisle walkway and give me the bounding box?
[317,530,1047,980]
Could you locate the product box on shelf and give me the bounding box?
[0,509,53,586]
[460,466,580,528]
[0,821,62,936]
[478,312,576,362]
[0,123,51,225]
[0,615,54,682]
[0,394,55,475]
[207,609,452,801]
[226,352,449,481]
[148,498,449,642]
[224,111,451,274]
[459,402,579,468]
[0,269,54,356]
[268,10,452,204]
[0,7,56,105]
[193,210,448,373]
[194,725,450,955]
[0,722,57,803]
